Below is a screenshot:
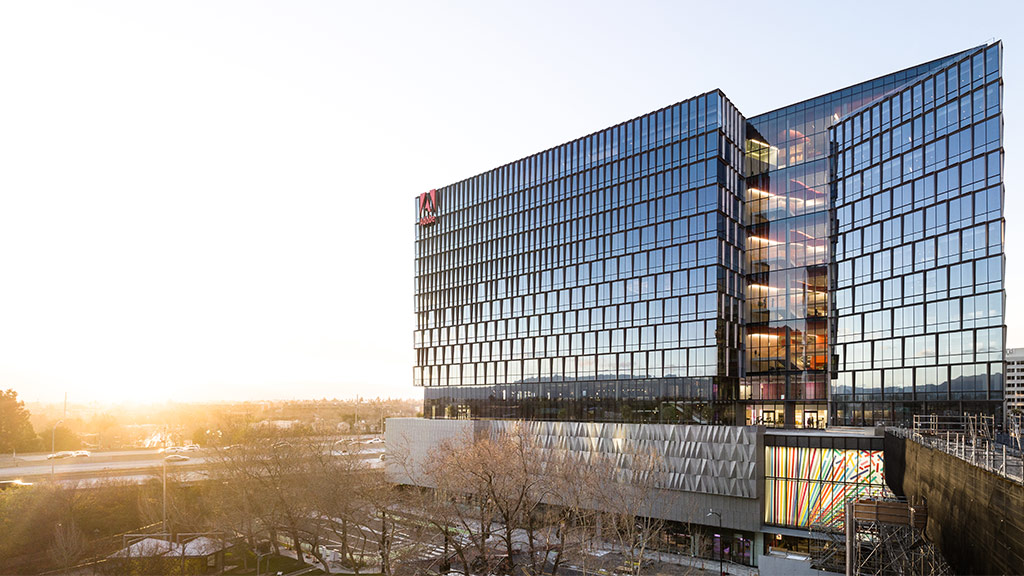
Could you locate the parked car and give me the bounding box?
[164,454,190,462]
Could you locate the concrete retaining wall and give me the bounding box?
[884,432,1024,575]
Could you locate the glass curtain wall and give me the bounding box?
[413,45,994,428]
[831,43,1004,425]
[415,91,747,423]
[741,50,975,428]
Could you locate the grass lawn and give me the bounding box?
[222,549,325,575]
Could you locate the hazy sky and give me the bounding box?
[0,1,1021,404]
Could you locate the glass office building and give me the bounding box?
[414,43,1005,428]
[830,45,1005,425]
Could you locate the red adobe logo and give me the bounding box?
[418,189,437,226]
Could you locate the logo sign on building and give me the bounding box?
[419,189,437,226]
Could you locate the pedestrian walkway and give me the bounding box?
[642,549,758,576]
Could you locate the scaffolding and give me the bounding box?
[965,414,995,445]
[896,413,1024,484]
[1008,411,1023,452]
[808,499,952,576]
[911,414,966,436]
[845,499,951,576]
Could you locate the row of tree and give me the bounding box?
[1,423,687,575]
[409,424,672,575]
[168,425,679,575]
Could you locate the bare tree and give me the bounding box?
[593,445,669,576]
[206,439,278,559]
[420,424,557,574]
[206,431,335,571]
[423,430,505,574]
[47,520,86,572]
[306,440,382,573]
[540,451,607,575]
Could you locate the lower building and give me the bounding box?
[1006,348,1024,415]
[387,418,888,572]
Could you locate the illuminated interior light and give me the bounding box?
[788,179,825,195]
[749,284,781,292]
[748,236,784,246]
[750,186,825,208]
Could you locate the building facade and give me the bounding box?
[830,47,1006,426]
[405,44,1004,570]
[415,89,748,425]
[414,42,1005,429]
[1006,348,1024,415]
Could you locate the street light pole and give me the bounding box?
[51,419,64,478]
[162,460,167,534]
[256,551,270,576]
[707,509,723,576]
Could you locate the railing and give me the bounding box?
[888,426,1024,484]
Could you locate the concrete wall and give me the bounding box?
[758,554,842,576]
[885,433,1024,575]
[385,418,764,531]
[384,418,477,486]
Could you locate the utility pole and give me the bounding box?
[51,419,64,477]
[51,393,68,478]
[162,460,167,534]
[845,500,855,576]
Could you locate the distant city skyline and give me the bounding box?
[1,0,1021,403]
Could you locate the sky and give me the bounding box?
[0,0,1021,404]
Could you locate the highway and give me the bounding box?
[0,441,384,484]
[0,448,208,482]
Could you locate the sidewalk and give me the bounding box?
[642,549,757,576]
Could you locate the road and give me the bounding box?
[12,448,166,463]
[0,442,385,483]
[0,449,209,482]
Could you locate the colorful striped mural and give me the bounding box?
[765,447,892,529]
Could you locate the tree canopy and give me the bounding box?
[0,389,39,453]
